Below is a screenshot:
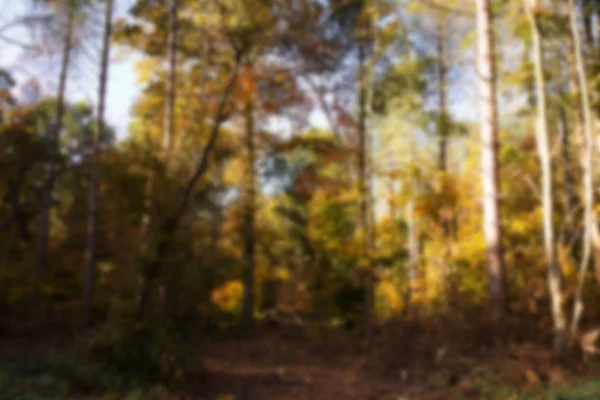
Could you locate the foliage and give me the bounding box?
[1,0,600,397]
[81,322,185,388]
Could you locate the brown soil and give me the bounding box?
[178,319,597,400]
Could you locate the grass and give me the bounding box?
[478,378,600,400]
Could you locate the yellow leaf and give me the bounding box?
[525,368,541,386]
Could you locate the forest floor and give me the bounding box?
[182,323,600,400]
[2,316,600,399]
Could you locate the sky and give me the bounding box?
[1,0,139,138]
[0,0,478,143]
[0,0,331,140]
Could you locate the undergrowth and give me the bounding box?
[0,322,193,399]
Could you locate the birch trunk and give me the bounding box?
[568,0,597,338]
[477,0,506,319]
[525,0,567,351]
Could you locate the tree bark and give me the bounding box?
[435,20,458,306]
[581,0,595,53]
[83,0,113,329]
[568,0,596,338]
[558,107,576,218]
[163,0,178,155]
[407,198,419,301]
[566,19,600,286]
[210,162,224,248]
[241,97,256,327]
[357,41,373,332]
[36,2,75,309]
[525,0,567,352]
[437,21,448,173]
[477,0,506,320]
[159,0,179,318]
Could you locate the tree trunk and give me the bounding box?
[163,0,178,155]
[386,174,398,278]
[407,198,419,302]
[525,0,567,352]
[357,41,373,331]
[558,107,576,218]
[241,98,256,327]
[596,1,600,52]
[36,3,75,309]
[581,0,595,53]
[568,0,596,338]
[210,162,224,248]
[435,21,458,307]
[83,0,113,329]
[477,0,506,320]
[566,19,600,287]
[159,0,179,318]
[367,132,376,263]
[407,131,420,305]
[437,22,448,173]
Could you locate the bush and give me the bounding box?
[82,323,184,388]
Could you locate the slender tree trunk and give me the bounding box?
[566,22,600,286]
[159,0,179,318]
[407,132,420,305]
[596,1,600,51]
[526,0,567,352]
[367,131,376,262]
[437,22,448,173]
[163,0,178,155]
[568,0,596,338]
[581,0,595,53]
[386,176,398,277]
[366,78,376,310]
[387,171,405,305]
[36,3,75,309]
[407,198,419,301]
[435,22,458,307]
[83,0,113,329]
[357,41,373,331]
[477,0,506,320]
[241,98,256,326]
[210,162,224,248]
[558,107,576,217]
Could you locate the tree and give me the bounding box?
[158,0,179,317]
[36,0,76,309]
[568,0,596,338]
[135,63,241,320]
[163,0,178,156]
[83,0,113,329]
[524,0,567,352]
[241,79,256,326]
[476,0,506,319]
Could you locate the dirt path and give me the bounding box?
[182,328,464,400]
[177,325,600,400]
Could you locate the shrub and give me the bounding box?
[82,323,184,388]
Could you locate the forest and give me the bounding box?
[2,0,600,398]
